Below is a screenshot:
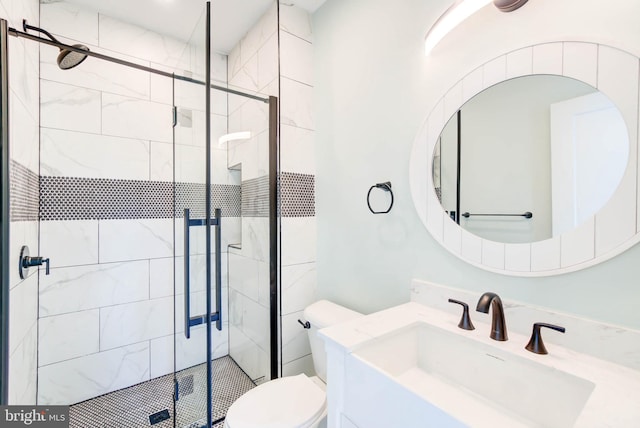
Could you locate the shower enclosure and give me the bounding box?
[0,1,282,426]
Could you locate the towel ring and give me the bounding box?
[367,182,394,214]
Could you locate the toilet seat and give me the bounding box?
[224,374,326,428]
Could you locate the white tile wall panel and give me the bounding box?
[229,53,259,93]
[239,2,277,67]
[150,141,173,182]
[282,311,311,364]
[149,257,174,300]
[99,219,173,263]
[40,80,101,134]
[281,77,314,130]
[40,1,100,46]
[9,37,39,122]
[281,262,317,315]
[279,4,313,42]
[282,355,315,379]
[98,15,187,68]
[39,310,100,366]
[99,296,173,350]
[8,323,37,405]
[102,93,173,143]
[282,217,317,265]
[41,128,150,180]
[41,43,151,100]
[280,125,315,175]
[9,275,38,356]
[38,343,150,405]
[229,290,269,353]
[229,325,269,383]
[40,261,149,317]
[150,324,230,379]
[280,32,313,86]
[9,89,39,173]
[228,253,260,302]
[40,220,99,267]
[9,219,38,289]
[258,33,278,91]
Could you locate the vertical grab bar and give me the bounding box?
[214,208,222,331]
[184,208,222,339]
[184,208,192,339]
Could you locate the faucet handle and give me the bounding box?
[448,299,475,330]
[525,322,565,355]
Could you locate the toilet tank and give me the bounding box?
[304,300,362,382]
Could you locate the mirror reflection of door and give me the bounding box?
[550,92,628,236]
[434,75,629,244]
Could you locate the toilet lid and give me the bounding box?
[225,374,326,428]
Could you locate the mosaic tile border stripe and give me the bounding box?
[241,172,316,218]
[242,176,269,217]
[39,172,315,220]
[280,172,315,217]
[10,160,39,222]
[40,177,241,221]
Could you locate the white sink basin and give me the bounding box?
[351,322,595,428]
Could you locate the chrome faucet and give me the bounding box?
[476,292,508,341]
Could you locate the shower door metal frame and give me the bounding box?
[0,18,10,405]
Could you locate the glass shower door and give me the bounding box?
[172,3,220,427]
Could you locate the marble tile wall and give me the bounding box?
[36,1,233,405]
[226,1,278,384]
[278,3,318,379]
[2,0,40,405]
[226,2,318,382]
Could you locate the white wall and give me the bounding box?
[314,0,640,329]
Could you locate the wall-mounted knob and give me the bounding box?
[525,322,565,355]
[19,245,50,280]
[448,298,475,330]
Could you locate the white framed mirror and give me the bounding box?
[410,42,640,276]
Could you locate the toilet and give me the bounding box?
[224,300,362,428]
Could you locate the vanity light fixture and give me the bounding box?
[424,0,529,56]
[218,131,251,148]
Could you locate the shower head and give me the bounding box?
[22,20,90,70]
[57,44,90,70]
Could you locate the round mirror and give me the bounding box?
[433,75,629,244]
[409,41,640,276]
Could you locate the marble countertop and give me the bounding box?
[319,302,640,427]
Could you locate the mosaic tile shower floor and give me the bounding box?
[69,356,255,428]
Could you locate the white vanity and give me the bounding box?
[319,281,640,428]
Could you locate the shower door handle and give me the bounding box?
[184,208,222,339]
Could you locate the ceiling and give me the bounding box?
[59,0,326,54]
